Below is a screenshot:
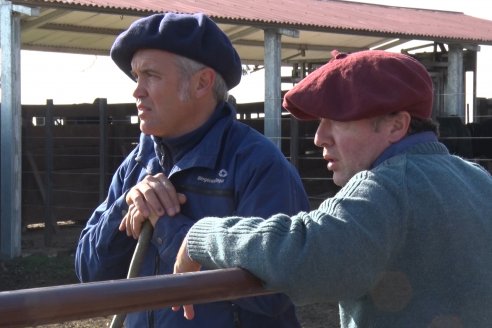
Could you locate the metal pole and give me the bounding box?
[446,44,465,119]
[1,0,22,258]
[264,28,282,149]
[0,1,39,259]
[0,268,274,327]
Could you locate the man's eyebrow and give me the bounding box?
[131,66,161,76]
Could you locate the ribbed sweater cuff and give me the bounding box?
[187,218,218,266]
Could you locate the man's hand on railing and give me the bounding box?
[172,235,202,320]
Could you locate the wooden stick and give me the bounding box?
[109,220,153,328]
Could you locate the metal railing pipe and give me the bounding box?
[0,268,274,327]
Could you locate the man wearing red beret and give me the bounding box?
[174,50,492,327]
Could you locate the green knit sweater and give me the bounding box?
[187,140,492,327]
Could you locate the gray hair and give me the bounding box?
[174,55,229,102]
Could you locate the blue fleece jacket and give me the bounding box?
[187,134,492,327]
[75,102,310,327]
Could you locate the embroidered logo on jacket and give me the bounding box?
[197,169,228,184]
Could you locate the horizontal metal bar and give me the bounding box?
[0,268,274,327]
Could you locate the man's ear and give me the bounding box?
[388,111,411,143]
[193,68,215,98]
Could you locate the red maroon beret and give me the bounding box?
[283,50,433,121]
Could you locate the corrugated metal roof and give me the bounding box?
[11,0,492,63]
[18,0,492,42]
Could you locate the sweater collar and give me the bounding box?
[371,131,439,169]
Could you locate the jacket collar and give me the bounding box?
[135,102,235,175]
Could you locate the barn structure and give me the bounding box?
[2,0,492,258]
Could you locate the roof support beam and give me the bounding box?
[264,28,282,148]
[235,39,362,53]
[22,9,69,31]
[1,0,23,259]
[369,38,410,50]
[263,28,300,148]
[228,26,259,42]
[445,44,465,119]
[0,0,38,259]
[38,22,124,36]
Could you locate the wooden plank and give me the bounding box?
[44,100,56,245]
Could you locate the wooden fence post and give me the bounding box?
[98,98,108,202]
[44,99,55,246]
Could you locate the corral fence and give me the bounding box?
[22,99,140,233]
[2,97,492,246]
[18,99,338,245]
[0,98,491,326]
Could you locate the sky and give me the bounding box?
[9,0,492,105]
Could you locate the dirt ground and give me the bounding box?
[0,222,340,328]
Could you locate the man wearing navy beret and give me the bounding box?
[174,50,492,327]
[75,12,310,328]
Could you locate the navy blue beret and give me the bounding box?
[110,13,242,89]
